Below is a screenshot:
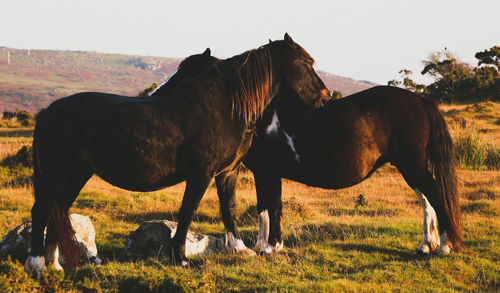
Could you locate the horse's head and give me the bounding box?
[267,33,331,109]
[150,48,219,96]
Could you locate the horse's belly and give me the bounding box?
[83,146,184,191]
[286,151,383,189]
[94,167,184,192]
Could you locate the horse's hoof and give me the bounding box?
[259,242,284,256]
[416,248,430,256]
[25,255,46,279]
[168,246,189,267]
[437,246,451,255]
[258,250,271,257]
[416,243,431,255]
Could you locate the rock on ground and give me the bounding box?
[0,213,101,265]
[124,220,224,259]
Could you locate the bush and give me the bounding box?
[454,131,500,170]
[1,146,33,168]
[484,144,500,169]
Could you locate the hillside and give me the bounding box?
[0,47,377,113]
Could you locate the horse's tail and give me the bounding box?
[45,203,80,269]
[33,120,80,269]
[421,97,464,252]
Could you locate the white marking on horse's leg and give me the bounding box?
[266,111,279,135]
[255,210,269,250]
[148,69,178,96]
[260,241,284,255]
[438,232,451,255]
[45,244,63,270]
[25,255,46,278]
[414,189,439,254]
[225,231,257,256]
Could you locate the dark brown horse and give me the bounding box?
[152,49,463,258]
[238,86,464,256]
[25,34,331,276]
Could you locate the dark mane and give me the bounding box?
[218,46,274,127]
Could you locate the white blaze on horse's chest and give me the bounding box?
[148,69,178,96]
[265,111,301,162]
[266,111,280,135]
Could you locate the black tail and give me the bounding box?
[32,127,80,268]
[422,98,464,251]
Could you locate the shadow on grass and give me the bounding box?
[120,210,221,225]
[333,243,420,260]
[285,222,409,247]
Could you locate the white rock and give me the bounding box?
[0,213,101,265]
[124,220,223,259]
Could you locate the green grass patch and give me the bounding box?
[454,131,500,170]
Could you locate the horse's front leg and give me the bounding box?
[215,170,256,256]
[169,172,213,266]
[254,171,284,255]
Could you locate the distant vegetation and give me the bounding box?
[0,109,35,127]
[389,46,500,103]
[136,83,159,98]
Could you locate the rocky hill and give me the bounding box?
[0,47,376,112]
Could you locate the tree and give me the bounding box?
[421,51,475,102]
[331,90,343,99]
[388,46,499,103]
[137,83,159,98]
[388,69,426,95]
[475,46,500,68]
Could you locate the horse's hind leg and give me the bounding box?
[254,171,283,255]
[396,163,447,254]
[215,170,256,256]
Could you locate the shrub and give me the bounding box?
[1,146,33,168]
[484,143,500,169]
[454,131,500,170]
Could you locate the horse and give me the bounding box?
[237,85,464,255]
[25,33,331,276]
[151,50,464,258]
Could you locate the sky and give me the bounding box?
[1,0,499,85]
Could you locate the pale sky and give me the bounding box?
[1,0,499,85]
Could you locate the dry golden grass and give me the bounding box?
[0,102,499,292]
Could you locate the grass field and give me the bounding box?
[0,102,499,292]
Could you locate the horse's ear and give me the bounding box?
[203,48,211,56]
[269,38,272,43]
[284,33,294,44]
